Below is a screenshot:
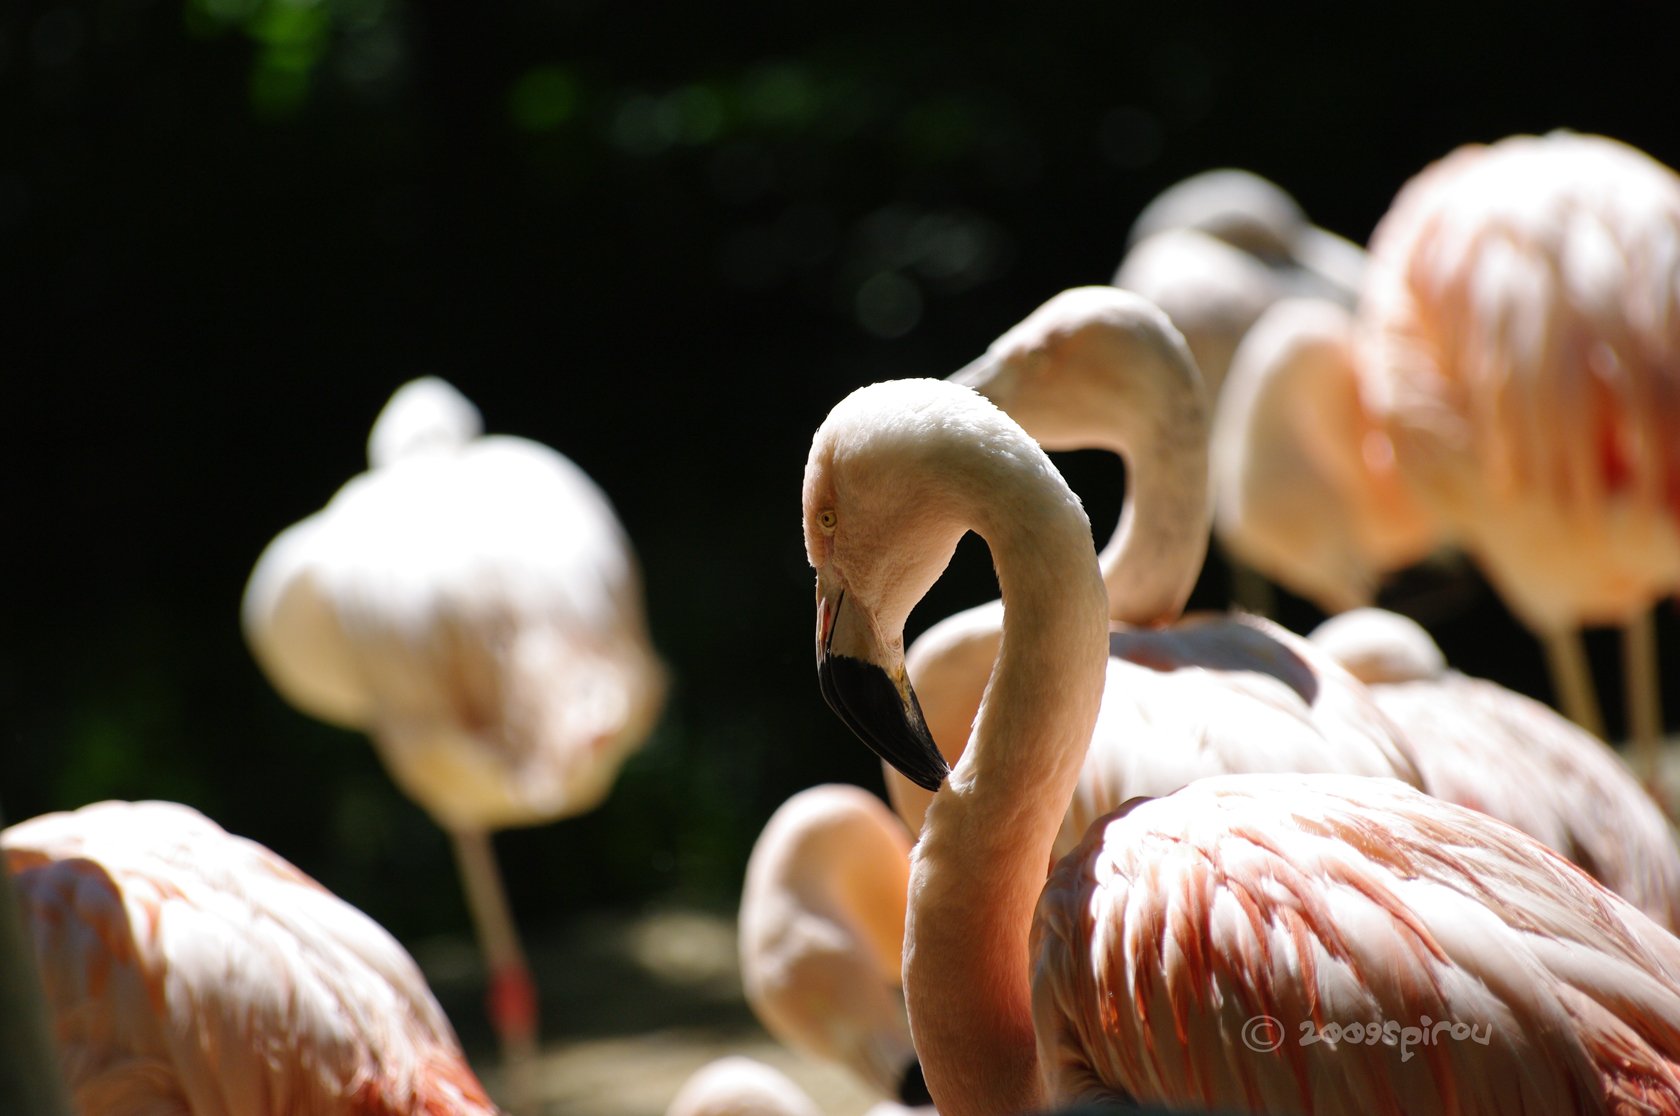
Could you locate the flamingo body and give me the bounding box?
[1034,772,1680,1113]
[243,378,665,833]
[3,800,498,1116]
[1210,297,1440,613]
[1361,131,1680,635]
[738,785,921,1102]
[1310,607,1680,930]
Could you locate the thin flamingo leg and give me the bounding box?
[1541,626,1606,741]
[449,828,538,1116]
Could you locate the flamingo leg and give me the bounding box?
[1540,626,1606,740]
[1622,610,1666,797]
[448,828,538,1116]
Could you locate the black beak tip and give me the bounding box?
[817,653,950,792]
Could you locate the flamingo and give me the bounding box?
[889,287,1422,849]
[1307,606,1680,929]
[3,799,500,1115]
[737,784,929,1107]
[805,376,1680,1115]
[1222,132,1680,773]
[242,376,666,1107]
[1113,168,1368,399]
[1209,296,1442,615]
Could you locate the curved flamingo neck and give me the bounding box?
[904,496,1109,1116]
[1086,410,1210,627]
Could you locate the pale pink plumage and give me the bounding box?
[1361,132,1680,636]
[1309,607,1680,931]
[804,377,1680,1116]
[1210,297,1441,613]
[737,785,920,1102]
[4,800,499,1116]
[664,1058,827,1116]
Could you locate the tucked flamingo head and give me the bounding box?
[804,378,1078,792]
[367,377,483,469]
[1308,607,1448,684]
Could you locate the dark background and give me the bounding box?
[9,0,1680,949]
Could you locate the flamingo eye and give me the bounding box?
[817,509,837,533]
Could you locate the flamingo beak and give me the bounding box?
[815,575,950,792]
[947,347,1014,400]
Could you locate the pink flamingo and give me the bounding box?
[4,799,500,1115]
[805,377,1680,1115]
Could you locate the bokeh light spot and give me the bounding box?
[509,65,579,133]
[855,271,923,339]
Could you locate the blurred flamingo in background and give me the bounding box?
[242,376,666,1111]
[4,799,500,1115]
[1309,606,1680,928]
[1209,296,1443,616]
[664,1058,827,1116]
[1113,167,1368,399]
[1359,130,1680,776]
[737,784,927,1107]
[888,287,1421,845]
[806,377,1680,1116]
[1220,133,1680,772]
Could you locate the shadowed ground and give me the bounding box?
[417,907,881,1116]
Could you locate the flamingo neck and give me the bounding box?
[1088,411,1210,627]
[904,499,1108,1116]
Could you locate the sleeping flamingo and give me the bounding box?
[3,799,500,1115]
[737,784,928,1106]
[889,287,1421,850]
[806,376,1680,1115]
[242,376,666,1109]
[1306,606,1680,929]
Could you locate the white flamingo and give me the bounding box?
[5,799,500,1115]
[242,376,665,1109]
[805,376,1680,1115]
